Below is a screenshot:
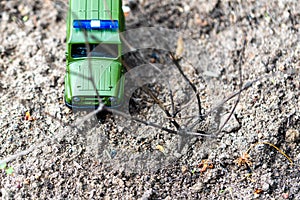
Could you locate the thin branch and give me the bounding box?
[0,144,38,165]
[107,108,213,137]
[246,141,293,165]
[147,63,177,119]
[170,52,203,120]
[141,85,181,129]
[0,105,105,165]
[120,55,182,130]
[218,35,247,132]
[187,78,257,131]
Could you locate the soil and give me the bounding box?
[0,0,299,199]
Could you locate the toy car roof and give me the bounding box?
[67,0,122,44]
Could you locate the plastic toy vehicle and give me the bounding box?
[64,0,125,109]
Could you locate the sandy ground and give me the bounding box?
[0,0,300,199]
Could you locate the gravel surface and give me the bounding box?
[0,0,299,199]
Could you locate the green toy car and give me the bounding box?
[64,0,125,109]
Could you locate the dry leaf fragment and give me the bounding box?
[25,111,31,120]
[236,152,252,166]
[198,160,213,173]
[25,111,35,121]
[254,189,263,194]
[155,145,164,153]
[175,35,184,59]
[181,165,188,173]
[24,179,30,185]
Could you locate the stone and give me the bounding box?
[220,113,241,133]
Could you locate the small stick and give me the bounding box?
[246,141,293,165]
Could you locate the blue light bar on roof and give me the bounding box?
[73,20,119,30]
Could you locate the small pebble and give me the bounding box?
[285,129,299,143]
[282,193,289,199]
[262,182,270,191]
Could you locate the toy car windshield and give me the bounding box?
[71,43,119,58]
